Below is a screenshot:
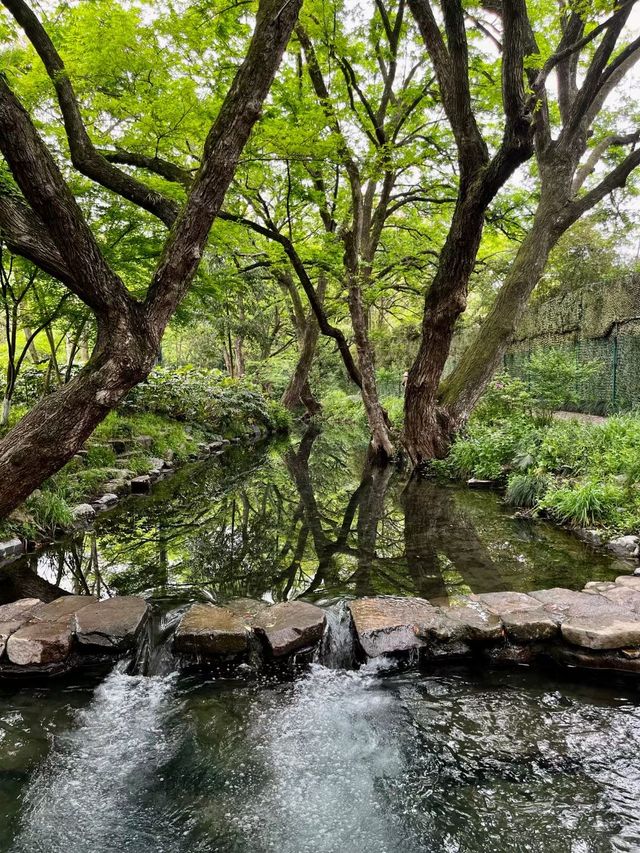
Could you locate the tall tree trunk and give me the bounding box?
[403,194,487,462]
[440,195,564,424]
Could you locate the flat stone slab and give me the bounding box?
[530,588,615,620]
[502,609,559,642]
[174,604,250,656]
[6,621,73,665]
[32,595,97,624]
[75,597,150,651]
[473,591,541,615]
[0,599,42,623]
[349,596,437,657]
[439,602,503,643]
[253,601,326,657]
[615,575,640,590]
[562,614,640,650]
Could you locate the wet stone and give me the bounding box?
[561,613,640,650]
[75,597,150,651]
[174,603,250,656]
[253,601,326,657]
[440,602,503,643]
[502,609,559,643]
[6,621,73,666]
[348,596,437,658]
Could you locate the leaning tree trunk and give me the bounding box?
[0,309,155,517]
[439,197,564,425]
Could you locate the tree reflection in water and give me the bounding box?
[1,427,627,604]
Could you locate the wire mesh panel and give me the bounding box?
[504,334,640,416]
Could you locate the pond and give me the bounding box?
[0,427,638,852]
[0,426,629,606]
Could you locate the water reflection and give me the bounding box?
[1,427,628,605]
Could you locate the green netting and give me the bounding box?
[504,333,640,416]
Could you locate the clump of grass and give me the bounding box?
[537,479,625,527]
[505,472,549,509]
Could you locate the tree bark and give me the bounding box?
[0,0,302,519]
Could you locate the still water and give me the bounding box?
[0,428,638,852]
[0,426,629,607]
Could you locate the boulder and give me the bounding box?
[71,504,96,524]
[131,475,152,494]
[502,609,559,642]
[174,604,250,656]
[607,535,640,558]
[135,435,153,450]
[75,597,150,651]
[6,621,73,665]
[93,493,119,511]
[348,596,437,657]
[0,537,24,560]
[253,601,326,657]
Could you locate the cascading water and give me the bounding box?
[315,599,357,669]
[5,599,640,852]
[10,671,182,853]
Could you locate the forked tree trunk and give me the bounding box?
[405,194,569,459]
[0,0,302,520]
[281,315,322,416]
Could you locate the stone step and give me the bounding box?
[174,599,326,660]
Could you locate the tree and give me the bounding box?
[0,0,302,518]
[403,0,640,462]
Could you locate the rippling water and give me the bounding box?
[2,663,640,852]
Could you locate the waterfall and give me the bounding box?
[315,599,358,669]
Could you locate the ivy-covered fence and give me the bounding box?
[504,276,640,415]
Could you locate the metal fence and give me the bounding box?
[504,323,640,415]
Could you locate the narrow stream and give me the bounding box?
[1,428,638,851]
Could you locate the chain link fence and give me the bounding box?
[504,322,640,415]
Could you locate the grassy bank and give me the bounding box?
[0,367,289,543]
[432,379,640,536]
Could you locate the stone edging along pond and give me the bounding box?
[5,577,640,680]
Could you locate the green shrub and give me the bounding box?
[24,490,73,538]
[123,366,279,437]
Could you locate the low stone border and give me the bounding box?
[7,575,640,680]
[0,595,149,677]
